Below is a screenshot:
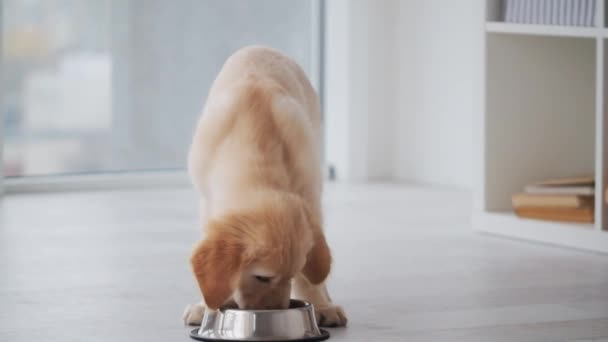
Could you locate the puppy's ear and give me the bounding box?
[296,201,332,285]
[302,233,332,285]
[190,233,243,309]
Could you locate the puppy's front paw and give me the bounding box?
[315,304,348,327]
[182,302,206,326]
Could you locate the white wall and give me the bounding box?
[393,0,483,188]
[324,0,483,187]
[324,0,397,181]
[324,0,353,180]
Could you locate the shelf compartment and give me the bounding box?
[485,34,596,212]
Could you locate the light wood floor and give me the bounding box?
[1,183,607,342]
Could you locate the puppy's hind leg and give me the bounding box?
[292,274,347,327]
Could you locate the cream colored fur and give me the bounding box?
[183,46,347,327]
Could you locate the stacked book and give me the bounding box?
[502,0,596,26]
[512,176,595,223]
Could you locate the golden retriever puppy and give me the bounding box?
[182,46,347,327]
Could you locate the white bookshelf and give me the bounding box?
[475,0,608,253]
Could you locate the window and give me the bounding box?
[2,0,319,178]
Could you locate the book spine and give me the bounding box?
[505,0,514,22]
[516,0,525,23]
[540,0,551,25]
[515,207,594,223]
[532,0,540,24]
[587,0,595,26]
[581,0,587,26]
[559,0,567,25]
[525,0,533,23]
[552,0,560,24]
[574,0,581,26]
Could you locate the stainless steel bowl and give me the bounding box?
[189,300,330,342]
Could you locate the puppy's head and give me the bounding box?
[190,195,331,310]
